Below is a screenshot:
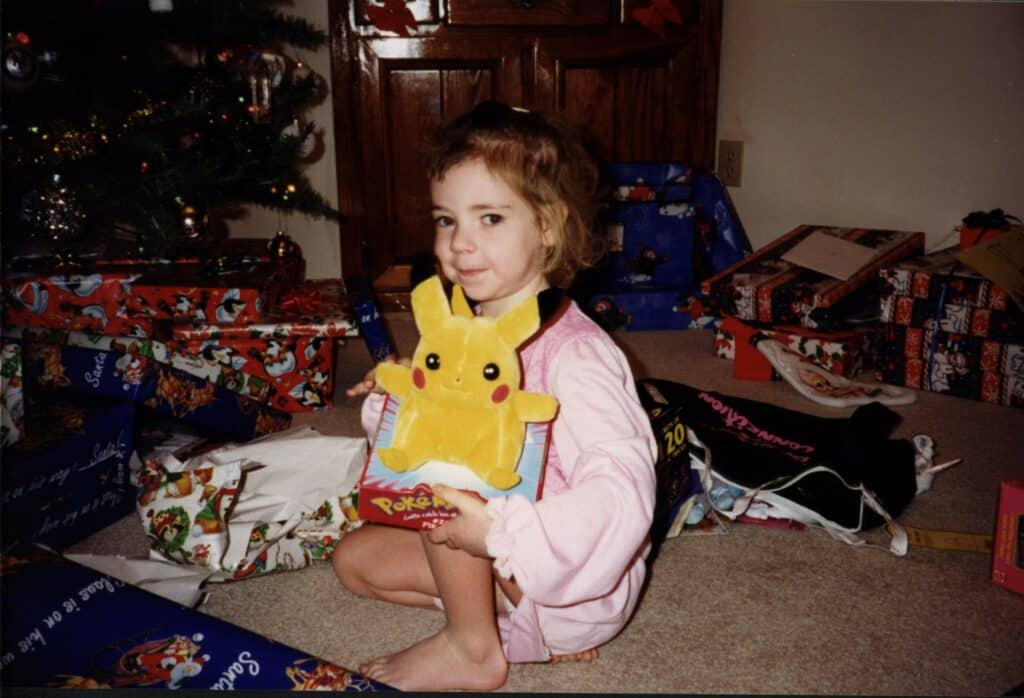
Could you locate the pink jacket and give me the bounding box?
[361,300,657,662]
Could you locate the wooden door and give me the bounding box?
[329,0,720,286]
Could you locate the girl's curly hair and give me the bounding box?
[423,100,605,288]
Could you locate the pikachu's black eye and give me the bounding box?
[425,353,441,370]
[482,363,500,380]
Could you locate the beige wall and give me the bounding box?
[225,1,341,279]
[231,1,1024,277]
[718,0,1024,251]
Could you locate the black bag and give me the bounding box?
[637,379,920,552]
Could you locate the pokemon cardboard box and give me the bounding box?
[357,277,556,530]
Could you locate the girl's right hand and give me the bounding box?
[345,356,410,397]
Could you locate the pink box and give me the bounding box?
[992,476,1024,595]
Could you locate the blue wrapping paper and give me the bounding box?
[1,394,136,550]
[0,548,393,691]
[21,342,291,441]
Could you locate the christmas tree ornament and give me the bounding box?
[247,52,286,124]
[179,200,207,240]
[19,174,87,241]
[267,230,300,259]
[2,36,40,93]
[282,118,316,159]
[291,58,312,82]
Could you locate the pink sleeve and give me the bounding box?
[360,392,387,440]
[484,335,657,607]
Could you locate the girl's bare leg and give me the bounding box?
[357,532,508,691]
[332,523,438,608]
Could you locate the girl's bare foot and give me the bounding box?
[548,648,599,664]
[359,627,507,691]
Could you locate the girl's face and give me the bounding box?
[431,157,552,318]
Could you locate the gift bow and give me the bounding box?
[277,287,321,315]
[961,208,1021,230]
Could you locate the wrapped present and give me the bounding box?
[587,287,711,331]
[958,209,1021,251]
[3,246,303,334]
[0,547,391,690]
[878,324,1024,377]
[876,355,1023,407]
[2,394,137,550]
[2,340,25,446]
[607,161,694,202]
[714,323,880,377]
[1,267,160,336]
[880,293,1024,343]
[124,256,302,324]
[170,280,357,412]
[13,327,271,402]
[603,202,696,288]
[702,225,925,329]
[691,172,753,278]
[21,341,291,441]
[879,247,1012,311]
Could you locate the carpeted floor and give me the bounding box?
[70,311,1024,694]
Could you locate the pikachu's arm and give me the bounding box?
[513,392,559,423]
[375,362,413,398]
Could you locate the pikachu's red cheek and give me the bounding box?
[413,367,426,389]
[491,384,509,403]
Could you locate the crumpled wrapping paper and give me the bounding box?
[134,426,365,581]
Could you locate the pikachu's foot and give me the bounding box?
[483,469,521,490]
[377,448,411,473]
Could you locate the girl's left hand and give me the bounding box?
[426,484,492,558]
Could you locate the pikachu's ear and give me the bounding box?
[450,285,473,318]
[495,294,541,349]
[411,275,451,333]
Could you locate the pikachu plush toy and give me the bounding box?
[374,275,558,490]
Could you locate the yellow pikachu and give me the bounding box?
[374,275,559,490]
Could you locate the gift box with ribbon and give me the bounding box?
[958,209,1021,251]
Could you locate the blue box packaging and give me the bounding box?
[604,202,696,288]
[0,548,392,691]
[22,341,157,402]
[1,395,136,549]
[588,287,704,331]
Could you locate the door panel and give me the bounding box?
[534,30,713,168]
[355,36,523,278]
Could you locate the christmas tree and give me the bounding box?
[1,0,339,257]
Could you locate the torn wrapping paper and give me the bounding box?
[134,426,366,580]
[2,339,24,446]
[64,553,213,608]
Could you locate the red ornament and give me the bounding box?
[631,0,683,40]
[364,0,417,37]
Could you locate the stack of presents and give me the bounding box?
[582,164,1023,410]
[0,238,392,690]
[705,220,1022,407]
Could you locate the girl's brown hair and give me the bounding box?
[423,100,604,288]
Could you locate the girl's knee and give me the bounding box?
[331,533,369,595]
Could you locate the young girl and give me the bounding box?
[334,100,657,692]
